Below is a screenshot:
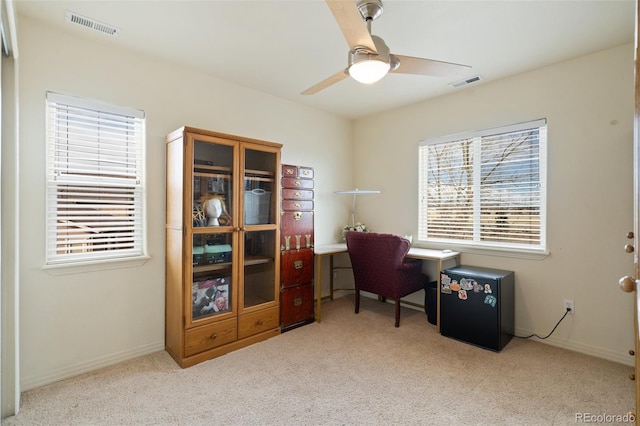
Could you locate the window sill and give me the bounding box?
[42,255,151,276]
[417,242,549,261]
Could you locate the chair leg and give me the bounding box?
[394,300,400,327]
[355,290,360,314]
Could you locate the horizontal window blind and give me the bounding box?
[418,119,546,252]
[46,92,146,265]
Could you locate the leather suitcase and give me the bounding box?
[280,283,314,330]
[281,248,314,288]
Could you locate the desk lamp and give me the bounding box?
[335,188,380,226]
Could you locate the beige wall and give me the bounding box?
[16,14,353,390]
[352,43,635,364]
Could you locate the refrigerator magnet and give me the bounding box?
[484,294,497,308]
[460,278,474,291]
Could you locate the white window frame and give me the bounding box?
[418,119,547,255]
[45,92,147,267]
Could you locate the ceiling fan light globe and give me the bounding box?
[349,59,390,84]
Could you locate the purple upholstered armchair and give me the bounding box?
[345,231,428,327]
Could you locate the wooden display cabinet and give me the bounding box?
[166,126,281,367]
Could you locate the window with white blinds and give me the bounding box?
[46,92,146,265]
[418,119,547,253]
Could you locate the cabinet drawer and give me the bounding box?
[281,211,313,249]
[282,177,314,190]
[184,318,237,357]
[238,307,280,340]
[282,164,298,177]
[282,200,313,211]
[281,283,314,327]
[282,188,313,201]
[281,248,314,287]
[297,167,314,180]
[282,165,314,180]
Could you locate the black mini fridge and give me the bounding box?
[440,265,514,351]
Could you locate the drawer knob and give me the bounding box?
[630,349,635,356]
[629,372,635,381]
[257,320,264,326]
[210,333,218,340]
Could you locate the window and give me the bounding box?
[419,119,547,253]
[46,92,146,265]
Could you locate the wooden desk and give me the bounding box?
[314,243,460,332]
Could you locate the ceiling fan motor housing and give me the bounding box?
[349,35,389,65]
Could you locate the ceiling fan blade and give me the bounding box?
[391,54,472,78]
[326,0,377,53]
[301,70,349,95]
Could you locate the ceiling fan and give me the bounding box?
[302,0,472,95]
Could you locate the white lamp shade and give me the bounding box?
[348,59,390,84]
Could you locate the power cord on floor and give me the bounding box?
[515,307,572,340]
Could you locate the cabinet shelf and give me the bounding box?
[245,169,275,184]
[244,256,272,266]
[193,262,232,274]
[194,171,231,179]
[191,226,234,234]
[194,164,232,173]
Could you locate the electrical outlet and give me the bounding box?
[563,299,575,314]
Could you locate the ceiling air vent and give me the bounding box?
[449,75,483,89]
[65,11,120,37]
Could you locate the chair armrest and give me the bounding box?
[396,258,422,272]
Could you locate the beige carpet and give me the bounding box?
[2,295,635,425]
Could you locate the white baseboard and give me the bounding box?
[21,341,165,391]
[513,326,634,367]
[355,293,634,367]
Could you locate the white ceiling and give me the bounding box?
[15,0,636,120]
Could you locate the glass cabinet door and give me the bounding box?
[242,146,278,310]
[192,140,234,228]
[243,230,276,309]
[191,233,234,322]
[243,148,277,226]
[190,137,236,324]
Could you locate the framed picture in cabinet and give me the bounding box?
[192,277,231,320]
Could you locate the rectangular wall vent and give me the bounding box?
[65,11,120,37]
[449,75,483,88]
